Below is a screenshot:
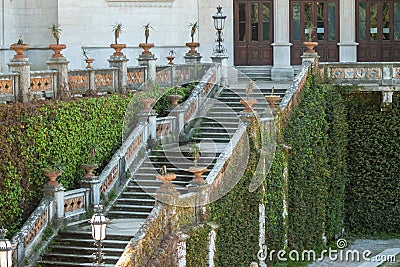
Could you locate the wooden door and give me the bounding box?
[234,0,273,66]
[290,0,339,65]
[357,1,400,62]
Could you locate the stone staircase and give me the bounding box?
[235,65,272,81]
[35,79,287,266]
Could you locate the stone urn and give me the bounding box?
[140,97,156,112]
[303,41,318,53]
[49,44,67,58]
[85,58,95,69]
[139,43,154,56]
[10,43,29,59]
[43,169,62,186]
[81,163,98,179]
[185,42,200,55]
[265,95,281,107]
[156,173,176,183]
[168,94,182,108]
[240,98,257,113]
[188,166,207,184]
[110,43,126,57]
[166,56,175,65]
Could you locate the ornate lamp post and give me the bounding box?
[89,205,108,266]
[0,228,13,267]
[212,6,227,54]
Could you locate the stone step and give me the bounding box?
[46,245,125,256]
[41,252,120,264]
[36,261,115,267]
[52,237,129,249]
[107,210,153,219]
[57,231,130,241]
[116,197,156,205]
[111,204,154,212]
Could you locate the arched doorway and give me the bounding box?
[357,0,400,61]
[290,0,340,65]
[233,0,273,66]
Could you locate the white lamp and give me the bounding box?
[0,228,12,267]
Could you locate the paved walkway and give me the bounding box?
[307,239,400,267]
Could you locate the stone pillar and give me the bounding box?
[8,58,30,103]
[80,176,101,207]
[176,232,190,267]
[301,51,320,64]
[207,222,219,267]
[211,54,229,87]
[47,57,70,99]
[148,111,158,140]
[42,178,65,219]
[138,56,157,83]
[271,0,294,81]
[108,55,129,93]
[339,0,358,62]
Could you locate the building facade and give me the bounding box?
[0,0,399,80]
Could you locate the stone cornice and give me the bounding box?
[107,0,173,7]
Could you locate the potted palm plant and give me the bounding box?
[303,23,318,52]
[156,165,176,183]
[110,23,126,56]
[139,23,154,56]
[48,23,67,58]
[240,80,257,113]
[43,162,63,186]
[264,86,280,108]
[82,48,95,68]
[186,21,200,55]
[10,35,29,59]
[166,49,175,65]
[81,145,99,179]
[188,143,207,184]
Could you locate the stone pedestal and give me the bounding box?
[211,53,229,87]
[42,182,65,219]
[8,58,31,103]
[301,52,320,64]
[138,55,157,83]
[148,111,158,140]
[108,55,129,93]
[47,58,70,99]
[184,53,202,64]
[80,176,101,207]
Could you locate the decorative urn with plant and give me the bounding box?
[264,86,280,108]
[139,23,155,56]
[156,165,176,183]
[81,145,99,179]
[303,23,318,52]
[186,21,200,55]
[10,35,29,59]
[43,162,62,186]
[166,49,175,65]
[188,143,207,184]
[168,83,183,108]
[110,23,127,57]
[82,48,94,68]
[48,23,67,58]
[240,80,257,113]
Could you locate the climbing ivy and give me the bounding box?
[185,224,212,267]
[345,92,400,236]
[0,95,133,235]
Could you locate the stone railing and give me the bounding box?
[320,62,400,90]
[29,70,58,99]
[0,72,19,102]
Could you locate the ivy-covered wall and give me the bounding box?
[345,92,400,235]
[0,95,133,234]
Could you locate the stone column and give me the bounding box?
[42,177,65,219]
[271,0,294,81]
[148,111,158,140]
[176,232,190,267]
[108,55,129,93]
[211,53,229,87]
[47,57,70,99]
[339,0,358,62]
[138,55,157,83]
[8,58,30,103]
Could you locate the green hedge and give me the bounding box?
[186,224,212,267]
[211,117,263,266]
[283,72,348,251]
[345,92,400,235]
[0,95,133,234]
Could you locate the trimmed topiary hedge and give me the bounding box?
[345,92,400,235]
[0,95,133,234]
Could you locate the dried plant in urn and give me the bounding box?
[48,23,67,58]
[110,22,127,57]
[186,21,200,55]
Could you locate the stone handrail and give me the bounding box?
[29,70,58,99]
[320,62,400,90]
[127,66,146,90]
[156,116,176,140]
[63,188,90,219]
[0,72,19,102]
